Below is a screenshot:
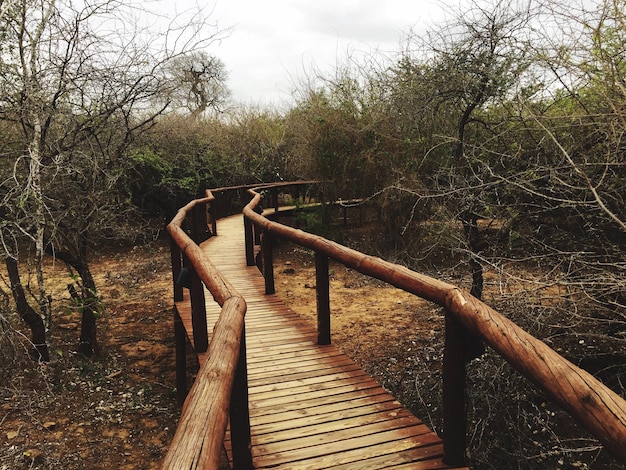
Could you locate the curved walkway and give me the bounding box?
[176,213,468,469]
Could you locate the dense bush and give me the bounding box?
[2,0,624,466]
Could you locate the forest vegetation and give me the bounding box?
[1,0,625,468]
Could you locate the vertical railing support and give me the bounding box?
[244,216,255,267]
[315,252,331,345]
[262,230,275,295]
[230,325,253,470]
[207,201,217,237]
[169,235,183,303]
[253,200,263,247]
[192,203,209,243]
[170,233,187,403]
[186,200,210,356]
[187,257,208,354]
[442,310,467,467]
[174,311,187,404]
[254,222,261,246]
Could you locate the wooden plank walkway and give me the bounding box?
[175,213,468,469]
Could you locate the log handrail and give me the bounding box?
[163,182,322,468]
[163,180,626,468]
[241,184,626,464]
[163,194,250,469]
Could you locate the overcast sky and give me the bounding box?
[204,1,449,108]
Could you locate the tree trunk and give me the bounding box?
[73,258,100,357]
[50,247,100,356]
[460,212,487,360]
[28,111,52,329]
[461,211,484,299]
[4,256,50,361]
[457,106,486,361]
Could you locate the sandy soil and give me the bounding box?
[1,236,620,469]
[0,239,435,469]
[1,243,177,469]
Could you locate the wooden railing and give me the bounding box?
[162,182,322,469]
[163,191,252,470]
[163,181,626,469]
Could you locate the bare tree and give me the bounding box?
[0,0,227,356]
[503,0,626,316]
[167,51,231,119]
[283,1,625,465]
[396,0,535,302]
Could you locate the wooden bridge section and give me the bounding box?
[176,214,465,469]
[163,182,626,470]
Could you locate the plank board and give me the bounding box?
[175,214,469,469]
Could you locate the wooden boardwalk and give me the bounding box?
[175,213,468,469]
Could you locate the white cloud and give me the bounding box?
[301,0,414,43]
[203,0,448,107]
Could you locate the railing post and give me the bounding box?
[254,222,261,246]
[442,310,467,467]
[207,201,217,237]
[169,234,183,303]
[230,324,253,470]
[174,311,187,404]
[244,216,255,266]
[315,251,331,345]
[186,256,208,354]
[192,202,210,243]
[253,197,263,246]
[271,187,279,212]
[262,229,275,295]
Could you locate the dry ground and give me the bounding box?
[0,238,622,469]
[1,242,177,469]
[271,242,450,392]
[0,239,442,469]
